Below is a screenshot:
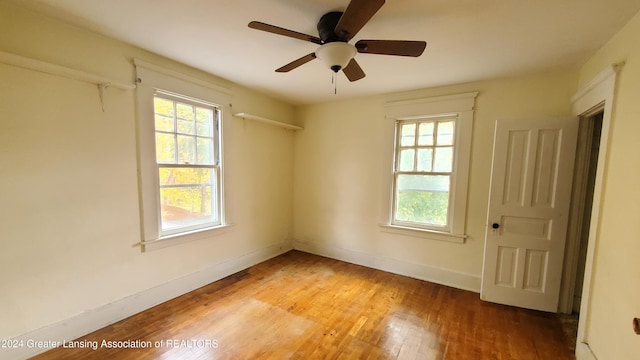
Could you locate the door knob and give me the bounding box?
[492,223,500,229]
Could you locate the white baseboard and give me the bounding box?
[576,342,598,360]
[292,239,481,293]
[1,241,292,360]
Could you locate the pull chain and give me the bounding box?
[332,72,338,95]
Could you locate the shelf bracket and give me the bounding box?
[0,51,136,113]
[97,83,110,112]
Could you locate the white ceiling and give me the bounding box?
[13,0,640,105]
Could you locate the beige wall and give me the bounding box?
[0,2,295,340]
[576,10,640,360]
[292,69,578,286]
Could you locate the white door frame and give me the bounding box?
[570,62,623,359]
[559,109,600,315]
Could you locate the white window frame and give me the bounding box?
[134,59,232,251]
[393,115,458,231]
[153,90,221,236]
[381,92,477,243]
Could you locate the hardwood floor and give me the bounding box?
[32,251,575,359]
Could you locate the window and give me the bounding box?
[153,92,221,236]
[135,59,231,251]
[394,116,456,229]
[382,92,477,242]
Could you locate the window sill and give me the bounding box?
[141,224,233,252]
[379,224,467,243]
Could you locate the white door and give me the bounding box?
[481,117,578,312]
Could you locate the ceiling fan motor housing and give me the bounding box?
[317,12,344,43]
[316,11,356,72]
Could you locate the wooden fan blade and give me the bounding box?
[249,21,323,45]
[355,40,426,57]
[335,0,385,41]
[343,59,366,82]
[276,53,317,73]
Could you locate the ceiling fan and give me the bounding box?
[248,0,426,82]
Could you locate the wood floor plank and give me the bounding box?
[30,250,575,359]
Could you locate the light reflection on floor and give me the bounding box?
[380,309,443,359]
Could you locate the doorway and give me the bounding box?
[559,107,604,351]
[561,106,605,314]
[570,63,620,359]
[571,111,603,312]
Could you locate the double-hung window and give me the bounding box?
[153,92,221,235]
[394,116,456,229]
[135,59,230,251]
[383,92,477,242]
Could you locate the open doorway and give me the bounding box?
[569,63,620,359]
[572,111,603,312]
[559,107,604,351]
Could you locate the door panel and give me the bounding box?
[503,130,530,206]
[533,129,561,207]
[496,246,518,288]
[481,117,578,312]
[523,249,547,292]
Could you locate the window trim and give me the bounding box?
[381,92,477,242]
[134,59,232,251]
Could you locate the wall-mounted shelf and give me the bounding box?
[0,51,136,90]
[233,112,303,131]
[0,51,136,112]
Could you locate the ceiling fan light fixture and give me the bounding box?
[315,42,356,73]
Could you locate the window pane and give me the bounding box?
[197,138,213,165]
[160,186,214,231]
[154,98,174,117]
[155,133,175,163]
[400,123,416,146]
[159,167,217,231]
[154,98,175,132]
[196,108,213,137]
[399,149,415,171]
[177,135,195,164]
[177,118,195,135]
[155,114,174,132]
[417,148,433,172]
[153,97,175,117]
[176,103,194,119]
[437,121,455,145]
[196,120,212,137]
[395,174,449,226]
[434,147,453,172]
[418,122,434,145]
[176,103,195,135]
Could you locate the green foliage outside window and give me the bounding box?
[396,191,448,226]
[394,119,454,228]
